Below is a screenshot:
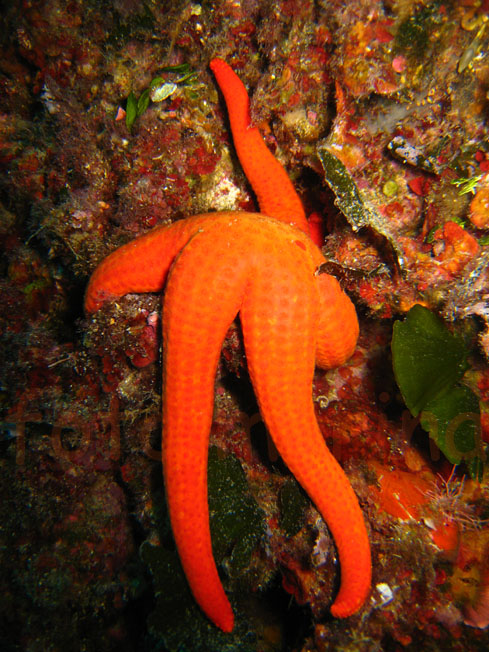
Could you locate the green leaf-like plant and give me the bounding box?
[136,88,150,117]
[125,91,138,130]
[392,304,484,479]
[123,64,197,131]
[450,173,483,196]
[392,304,468,415]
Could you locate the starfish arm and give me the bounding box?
[314,273,359,369]
[84,218,200,313]
[240,252,371,618]
[210,58,309,233]
[161,224,251,633]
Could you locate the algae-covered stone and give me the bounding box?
[141,448,264,647]
[279,479,308,537]
[208,446,265,573]
[395,4,440,60]
[140,543,257,650]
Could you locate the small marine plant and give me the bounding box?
[125,63,197,130]
[392,304,484,479]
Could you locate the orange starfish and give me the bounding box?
[84,59,371,632]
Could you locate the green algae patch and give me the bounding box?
[141,448,264,647]
[125,64,197,130]
[140,544,255,651]
[392,305,483,479]
[392,304,468,416]
[125,89,151,130]
[208,446,265,573]
[279,479,308,536]
[125,92,138,130]
[395,4,440,60]
[420,385,481,470]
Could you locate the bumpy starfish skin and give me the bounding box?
[84,60,371,633]
[209,59,309,233]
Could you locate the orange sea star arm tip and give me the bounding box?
[330,542,372,617]
[218,610,234,633]
[334,575,372,618]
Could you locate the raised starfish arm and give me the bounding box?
[210,58,309,234]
